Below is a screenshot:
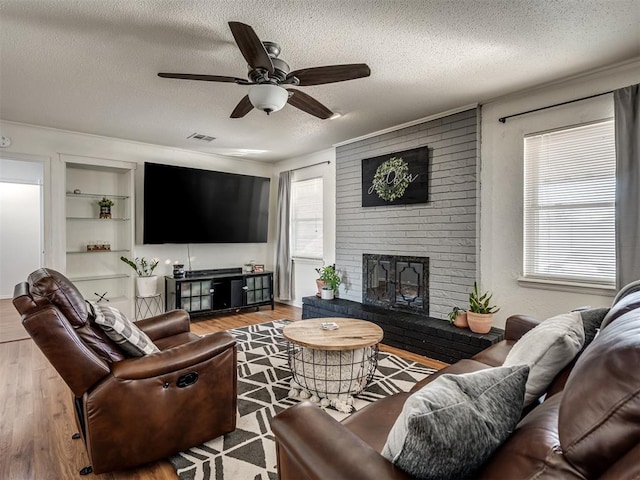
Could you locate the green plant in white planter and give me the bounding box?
[121,256,159,297]
[315,264,341,300]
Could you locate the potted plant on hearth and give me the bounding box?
[98,197,114,219]
[448,306,468,328]
[121,256,159,297]
[467,282,499,334]
[315,264,341,300]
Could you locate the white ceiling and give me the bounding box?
[1,1,639,162]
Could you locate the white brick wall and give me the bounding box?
[336,108,479,319]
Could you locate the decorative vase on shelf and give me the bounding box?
[98,197,114,219]
[316,279,326,297]
[99,206,112,219]
[136,276,157,297]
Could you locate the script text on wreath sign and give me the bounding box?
[367,171,420,195]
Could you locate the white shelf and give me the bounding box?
[86,295,130,304]
[67,192,130,200]
[66,216,130,221]
[69,274,130,282]
[66,249,129,254]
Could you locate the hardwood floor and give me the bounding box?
[1,302,446,480]
[0,298,29,343]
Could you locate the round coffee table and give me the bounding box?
[283,318,384,412]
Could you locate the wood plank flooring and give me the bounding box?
[1,302,446,480]
[0,298,29,343]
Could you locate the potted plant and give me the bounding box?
[448,306,468,328]
[98,197,114,219]
[467,282,499,334]
[121,256,159,297]
[315,264,341,300]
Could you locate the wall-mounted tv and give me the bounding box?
[143,162,270,244]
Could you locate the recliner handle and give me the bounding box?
[177,371,198,388]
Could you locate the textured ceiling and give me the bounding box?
[0,0,638,162]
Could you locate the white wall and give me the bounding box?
[272,148,336,307]
[480,59,640,328]
[0,121,274,284]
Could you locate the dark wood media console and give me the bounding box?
[302,296,504,364]
[165,267,274,318]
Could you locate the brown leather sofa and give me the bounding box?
[271,284,640,479]
[13,268,237,475]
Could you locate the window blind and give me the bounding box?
[523,119,616,286]
[291,177,323,259]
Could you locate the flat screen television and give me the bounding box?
[143,162,270,244]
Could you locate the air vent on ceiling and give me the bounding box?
[187,133,216,142]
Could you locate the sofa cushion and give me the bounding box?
[504,311,585,405]
[89,302,160,356]
[381,365,529,480]
[577,307,609,352]
[478,393,583,479]
[600,289,640,330]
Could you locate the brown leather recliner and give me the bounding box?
[13,268,237,475]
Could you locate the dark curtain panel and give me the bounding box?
[275,171,292,300]
[614,84,640,288]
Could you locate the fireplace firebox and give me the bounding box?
[363,254,429,316]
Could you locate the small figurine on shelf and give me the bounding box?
[98,197,115,219]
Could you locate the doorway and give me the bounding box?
[0,158,44,299]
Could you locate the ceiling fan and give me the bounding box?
[158,21,371,119]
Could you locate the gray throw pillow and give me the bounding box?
[503,311,585,405]
[578,307,609,352]
[381,365,529,480]
[89,301,160,356]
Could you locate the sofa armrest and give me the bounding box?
[135,309,190,341]
[271,401,412,480]
[505,314,541,341]
[111,331,235,380]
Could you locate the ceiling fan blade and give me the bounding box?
[287,64,370,86]
[230,95,254,118]
[158,73,249,84]
[287,89,333,119]
[228,22,274,74]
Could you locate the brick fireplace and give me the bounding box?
[307,107,505,363]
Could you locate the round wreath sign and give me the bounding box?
[372,157,410,201]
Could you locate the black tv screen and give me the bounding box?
[143,162,270,244]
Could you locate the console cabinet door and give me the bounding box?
[244,274,273,306]
[178,279,214,313]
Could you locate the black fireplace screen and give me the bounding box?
[363,254,429,316]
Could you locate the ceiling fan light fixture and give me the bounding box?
[248,84,288,114]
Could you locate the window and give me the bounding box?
[523,119,616,286]
[291,177,323,259]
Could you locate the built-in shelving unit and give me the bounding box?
[63,156,136,316]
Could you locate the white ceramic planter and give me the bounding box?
[320,288,335,300]
[136,276,157,297]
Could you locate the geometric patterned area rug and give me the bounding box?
[169,320,437,480]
